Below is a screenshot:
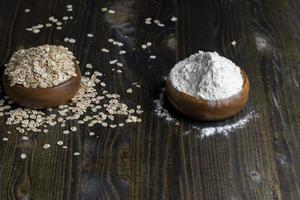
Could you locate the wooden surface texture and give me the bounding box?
[0,0,300,199]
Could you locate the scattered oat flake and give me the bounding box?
[49,16,58,22]
[141,44,147,49]
[2,137,8,142]
[126,88,133,93]
[231,41,237,46]
[57,141,64,146]
[108,9,115,14]
[117,42,124,47]
[87,33,94,38]
[43,144,51,149]
[71,126,77,132]
[101,48,110,53]
[171,16,178,22]
[89,132,95,136]
[86,63,93,69]
[145,17,152,24]
[25,9,30,13]
[56,26,62,30]
[63,130,70,135]
[146,42,152,46]
[21,154,27,159]
[69,38,76,43]
[22,136,29,140]
[116,62,123,67]
[119,50,126,54]
[32,29,40,33]
[73,152,80,156]
[101,7,108,12]
[109,60,118,65]
[64,37,69,42]
[45,23,52,27]
[150,55,157,59]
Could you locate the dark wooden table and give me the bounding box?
[0,0,300,199]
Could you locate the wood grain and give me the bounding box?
[0,0,299,199]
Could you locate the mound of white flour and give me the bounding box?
[169,51,244,100]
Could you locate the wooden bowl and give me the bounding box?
[166,68,250,121]
[2,62,81,109]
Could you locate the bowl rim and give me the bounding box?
[3,61,81,91]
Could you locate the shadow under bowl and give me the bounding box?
[166,68,250,121]
[2,62,81,109]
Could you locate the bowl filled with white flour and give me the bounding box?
[166,51,250,121]
[3,45,81,109]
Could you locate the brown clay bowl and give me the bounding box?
[166,68,250,121]
[2,62,81,109]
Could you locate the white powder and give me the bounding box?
[153,89,258,138]
[196,111,258,138]
[169,51,244,100]
[153,88,176,122]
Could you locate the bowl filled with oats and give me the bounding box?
[2,45,81,109]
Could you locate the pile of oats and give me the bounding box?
[4,45,77,88]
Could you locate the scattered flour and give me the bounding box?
[153,88,175,122]
[153,89,258,138]
[169,51,244,101]
[255,33,269,51]
[196,111,258,138]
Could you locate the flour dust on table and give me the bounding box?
[153,88,258,138]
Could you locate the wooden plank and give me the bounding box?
[249,0,300,199]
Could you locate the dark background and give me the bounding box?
[0,0,299,199]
